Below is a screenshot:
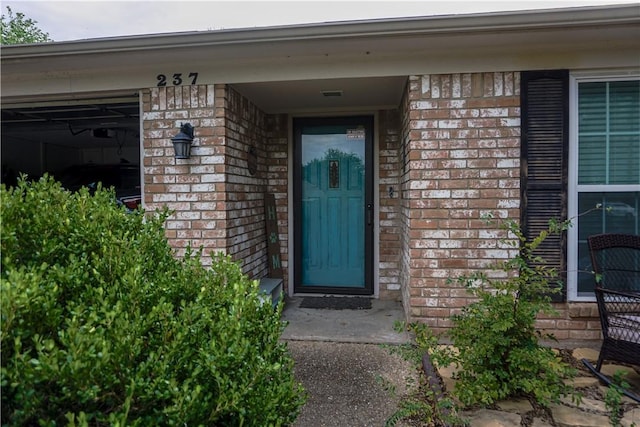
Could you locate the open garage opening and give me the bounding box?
[1,95,141,205]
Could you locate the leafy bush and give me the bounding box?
[432,216,577,408]
[1,176,305,426]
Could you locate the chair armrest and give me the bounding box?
[596,287,640,300]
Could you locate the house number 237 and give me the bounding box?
[156,72,199,87]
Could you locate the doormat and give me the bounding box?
[299,296,372,310]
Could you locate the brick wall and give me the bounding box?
[402,72,601,340]
[538,304,601,341]
[142,86,407,295]
[265,114,290,287]
[142,84,270,277]
[400,79,413,319]
[402,73,522,334]
[222,86,269,279]
[142,84,226,266]
[378,109,403,300]
[141,77,600,340]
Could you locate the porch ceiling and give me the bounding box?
[231,76,407,114]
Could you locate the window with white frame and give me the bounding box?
[569,75,640,301]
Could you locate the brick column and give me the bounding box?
[142,84,277,278]
[142,85,225,267]
[402,73,521,333]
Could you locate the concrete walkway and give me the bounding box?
[281,297,410,344]
[281,297,415,427]
[287,341,417,427]
[280,297,640,427]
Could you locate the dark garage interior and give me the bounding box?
[1,96,140,187]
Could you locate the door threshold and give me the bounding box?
[291,293,375,298]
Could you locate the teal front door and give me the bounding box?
[293,116,373,295]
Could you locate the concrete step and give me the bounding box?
[258,277,283,309]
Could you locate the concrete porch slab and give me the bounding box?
[280,297,410,344]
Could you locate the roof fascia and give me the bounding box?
[2,4,638,60]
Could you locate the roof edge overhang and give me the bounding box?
[2,4,639,59]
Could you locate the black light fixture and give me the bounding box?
[171,122,194,159]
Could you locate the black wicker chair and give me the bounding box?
[587,233,640,372]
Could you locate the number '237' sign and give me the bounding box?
[156,72,199,87]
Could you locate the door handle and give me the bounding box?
[367,203,373,226]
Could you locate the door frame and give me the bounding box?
[292,115,374,295]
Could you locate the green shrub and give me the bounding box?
[1,176,305,426]
[384,322,466,427]
[432,216,577,408]
[605,370,632,427]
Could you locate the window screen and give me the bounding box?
[575,79,640,297]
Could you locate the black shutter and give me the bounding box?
[520,70,569,302]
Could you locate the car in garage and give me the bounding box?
[56,163,142,211]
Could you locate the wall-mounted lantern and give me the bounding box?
[171,123,194,159]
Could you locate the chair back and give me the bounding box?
[588,234,640,292]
